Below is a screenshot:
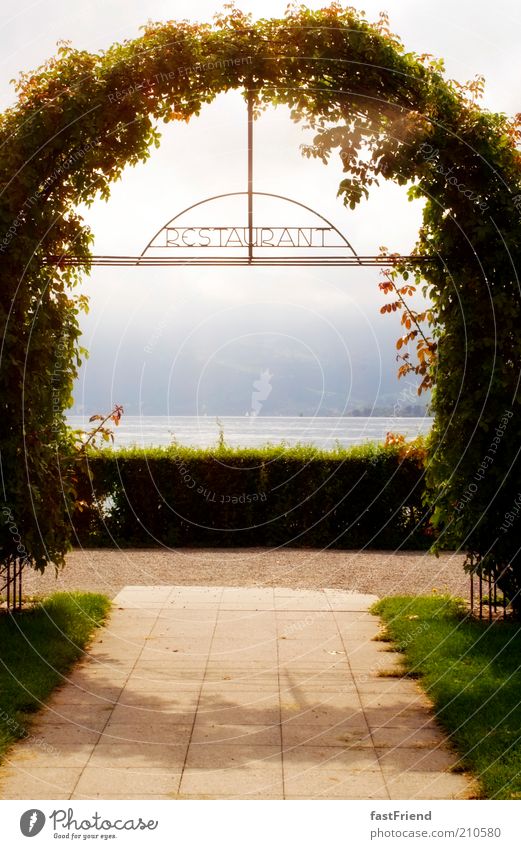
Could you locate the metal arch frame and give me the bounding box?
[138,190,361,264]
[42,87,434,269]
[42,191,434,268]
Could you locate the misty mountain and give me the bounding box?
[72,275,428,417]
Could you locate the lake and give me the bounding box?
[67,415,433,450]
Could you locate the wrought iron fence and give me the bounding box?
[469,558,509,620]
[0,559,24,612]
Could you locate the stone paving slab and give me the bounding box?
[0,586,472,800]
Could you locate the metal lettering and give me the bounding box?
[160,227,337,249]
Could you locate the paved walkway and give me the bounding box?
[0,587,471,800]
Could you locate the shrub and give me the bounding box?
[72,440,431,549]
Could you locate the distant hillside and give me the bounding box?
[73,294,430,417]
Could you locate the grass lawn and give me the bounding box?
[372,595,521,800]
[0,592,110,759]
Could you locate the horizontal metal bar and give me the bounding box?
[43,255,434,268]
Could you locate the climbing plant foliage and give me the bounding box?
[1,5,521,598]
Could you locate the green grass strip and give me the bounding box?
[372,595,521,799]
[0,592,110,759]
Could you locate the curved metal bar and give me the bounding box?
[256,192,359,257]
[139,191,360,260]
[140,192,246,255]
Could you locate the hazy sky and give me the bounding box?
[2,1,519,416]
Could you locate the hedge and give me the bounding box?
[72,441,432,549]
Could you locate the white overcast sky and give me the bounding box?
[1,1,519,416]
[2,0,519,111]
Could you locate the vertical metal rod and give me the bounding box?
[6,561,10,611]
[18,560,22,611]
[247,88,253,264]
[488,574,492,622]
[497,564,508,620]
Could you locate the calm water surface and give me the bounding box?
[67,415,433,450]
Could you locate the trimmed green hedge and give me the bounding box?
[72,442,431,549]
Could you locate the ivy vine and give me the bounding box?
[1,5,520,603]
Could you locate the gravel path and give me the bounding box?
[23,548,469,601]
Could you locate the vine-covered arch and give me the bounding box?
[1,5,521,601]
